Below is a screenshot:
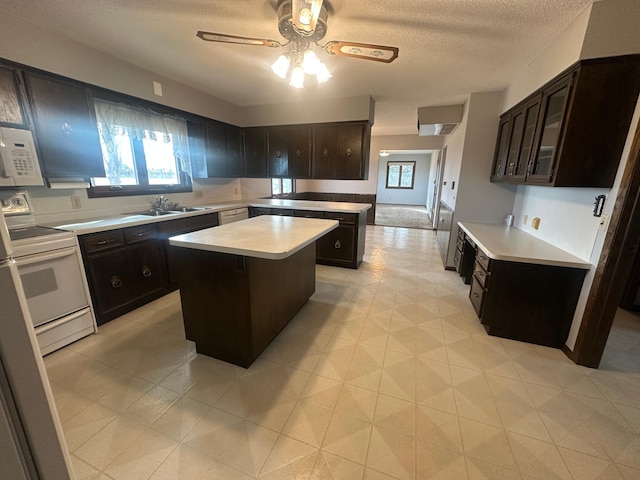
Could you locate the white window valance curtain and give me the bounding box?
[93,98,192,178]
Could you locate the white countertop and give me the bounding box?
[169,215,339,260]
[458,222,591,270]
[251,199,371,214]
[52,199,370,235]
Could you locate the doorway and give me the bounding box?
[572,117,640,368]
[374,149,437,229]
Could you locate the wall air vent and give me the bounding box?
[417,104,464,136]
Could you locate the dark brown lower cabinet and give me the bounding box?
[81,225,165,325]
[454,228,476,284]
[80,213,219,325]
[470,248,587,348]
[249,207,367,268]
[176,243,316,367]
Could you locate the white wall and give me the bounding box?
[375,153,432,205]
[443,91,517,267]
[580,0,640,60]
[439,101,469,210]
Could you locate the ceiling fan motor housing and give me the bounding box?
[277,0,328,41]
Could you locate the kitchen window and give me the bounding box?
[271,178,295,196]
[88,98,192,197]
[386,161,415,189]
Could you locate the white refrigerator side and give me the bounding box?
[0,211,73,479]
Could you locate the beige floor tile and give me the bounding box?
[323,412,372,464]
[335,384,378,422]
[71,455,102,480]
[147,444,214,480]
[103,429,178,480]
[311,450,365,479]
[184,407,279,476]
[558,447,622,480]
[282,400,334,447]
[150,395,211,442]
[367,425,415,480]
[74,416,149,471]
[62,403,119,452]
[258,435,318,479]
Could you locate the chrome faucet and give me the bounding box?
[152,195,179,211]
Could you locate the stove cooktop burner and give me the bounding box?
[9,225,68,241]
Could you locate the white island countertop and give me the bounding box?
[169,215,339,260]
[458,222,591,270]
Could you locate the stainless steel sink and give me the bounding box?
[169,207,202,212]
[131,210,176,216]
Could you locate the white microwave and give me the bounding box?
[0,127,44,187]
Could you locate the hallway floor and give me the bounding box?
[375,204,432,229]
[45,227,640,479]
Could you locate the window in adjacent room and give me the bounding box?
[88,98,192,197]
[271,178,295,196]
[386,161,416,189]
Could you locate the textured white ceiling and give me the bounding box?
[1,0,593,134]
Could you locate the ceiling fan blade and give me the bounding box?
[291,0,324,36]
[322,41,399,63]
[196,31,284,48]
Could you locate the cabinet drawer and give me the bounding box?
[125,224,157,244]
[473,262,489,288]
[80,230,125,254]
[469,275,485,318]
[294,210,324,219]
[249,207,272,217]
[271,208,293,216]
[324,212,356,224]
[476,249,491,272]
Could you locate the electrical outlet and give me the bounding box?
[598,214,609,232]
[70,195,81,209]
[194,190,203,198]
[523,215,528,225]
[532,217,541,230]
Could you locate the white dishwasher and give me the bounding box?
[218,207,249,225]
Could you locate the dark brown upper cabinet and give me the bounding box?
[490,54,640,188]
[24,72,105,178]
[0,65,29,127]
[312,122,370,180]
[268,125,311,178]
[243,127,268,178]
[198,120,244,178]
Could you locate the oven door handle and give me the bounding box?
[35,307,92,334]
[13,246,77,266]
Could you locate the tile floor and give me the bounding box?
[44,226,640,479]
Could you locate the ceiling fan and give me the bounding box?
[196,0,399,87]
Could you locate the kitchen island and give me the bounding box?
[169,215,338,367]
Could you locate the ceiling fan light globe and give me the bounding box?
[316,62,331,84]
[271,54,290,79]
[289,65,305,88]
[302,49,320,74]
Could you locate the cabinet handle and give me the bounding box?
[111,276,122,288]
[345,148,352,157]
[142,266,152,277]
[275,150,281,158]
[295,149,303,158]
[334,240,341,249]
[62,122,72,135]
[96,238,115,246]
[323,148,329,157]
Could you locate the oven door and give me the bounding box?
[14,246,89,327]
